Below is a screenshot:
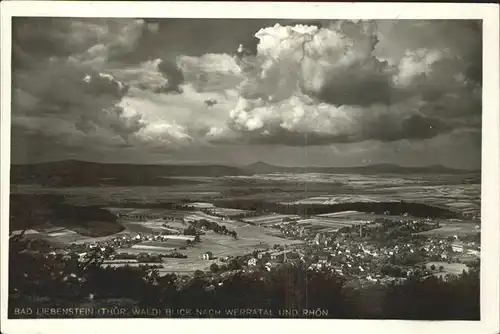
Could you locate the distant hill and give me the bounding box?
[10,159,247,187]
[243,161,476,175]
[10,160,477,187]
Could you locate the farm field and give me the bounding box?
[296,217,369,229]
[84,209,304,273]
[14,227,125,245]
[121,221,183,234]
[114,225,303,273]
[185,211,222,223]
[243,214,301,226]
[103,261,208,274]
[69,232,130,245]
[11,173,480,218]
[417,221,480,237]
[211,207,251,217]
[132,239,190,250]
[425,262,470,279]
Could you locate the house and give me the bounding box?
[270,250,294,263]
[202,251,213,260]
[271,253,285,263]
[317,252,330,262]
[248,258,258,266]
[451,242,465,253]
[257,252,271,261]
[467,248,480,256]
[286,252,301,263]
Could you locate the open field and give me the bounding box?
[188,202,215,209]
[103,261,208,274]
[417,221,480,237]
[34,208,305,274]
[11,173,480,218]
[243,214,300,225]
[13,227,116,245]
[122,221,184,233]
[69,232,130,245]
[211,207,251,217]
[317,211,364,217]
[296,217,369,228]
[185,211,222,223]
[425,262,469,279]
[163,228,302,273]
[130,245,177,252]
[133,239,190,249]
[113,225,303,273]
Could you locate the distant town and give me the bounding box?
[15,200,480,289]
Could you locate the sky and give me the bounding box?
[10,18,482,169]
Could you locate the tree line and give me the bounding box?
[212,199,462,219]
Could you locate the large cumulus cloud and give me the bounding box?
[210,20,481,146]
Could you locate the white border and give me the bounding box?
[1,2,499,334]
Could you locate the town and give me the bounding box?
[20,202,481,289]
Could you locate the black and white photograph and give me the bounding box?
[1,2,499,334]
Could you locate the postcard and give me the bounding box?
[1,2,498,334]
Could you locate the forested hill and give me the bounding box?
[9,194,123,237]
[10,160,247,186]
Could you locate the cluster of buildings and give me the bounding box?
[46,232,195,263]
[207,216,481,285]
[31,205,481,286]
[450,239,481,256]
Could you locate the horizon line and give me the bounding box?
[10,158,481,171]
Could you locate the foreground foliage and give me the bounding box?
[8,234,479,319]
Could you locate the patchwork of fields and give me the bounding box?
[243,214,300,226]
[115,216,303,273]
[10,172,480,274]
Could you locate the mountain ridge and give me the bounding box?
[242,161,477,174]
[12,159,479,172]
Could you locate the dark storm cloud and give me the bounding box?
[13,18,83,60]
[10,18,157,161]
[12,18,152,70]
[373,114,451,141]
[11,62,146,156]
[210,129,359,147]
[315,63,393,107]
[13,18,106,68]
[385,20,482,86]
[155,59,185,94]
[307,22,395,107]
